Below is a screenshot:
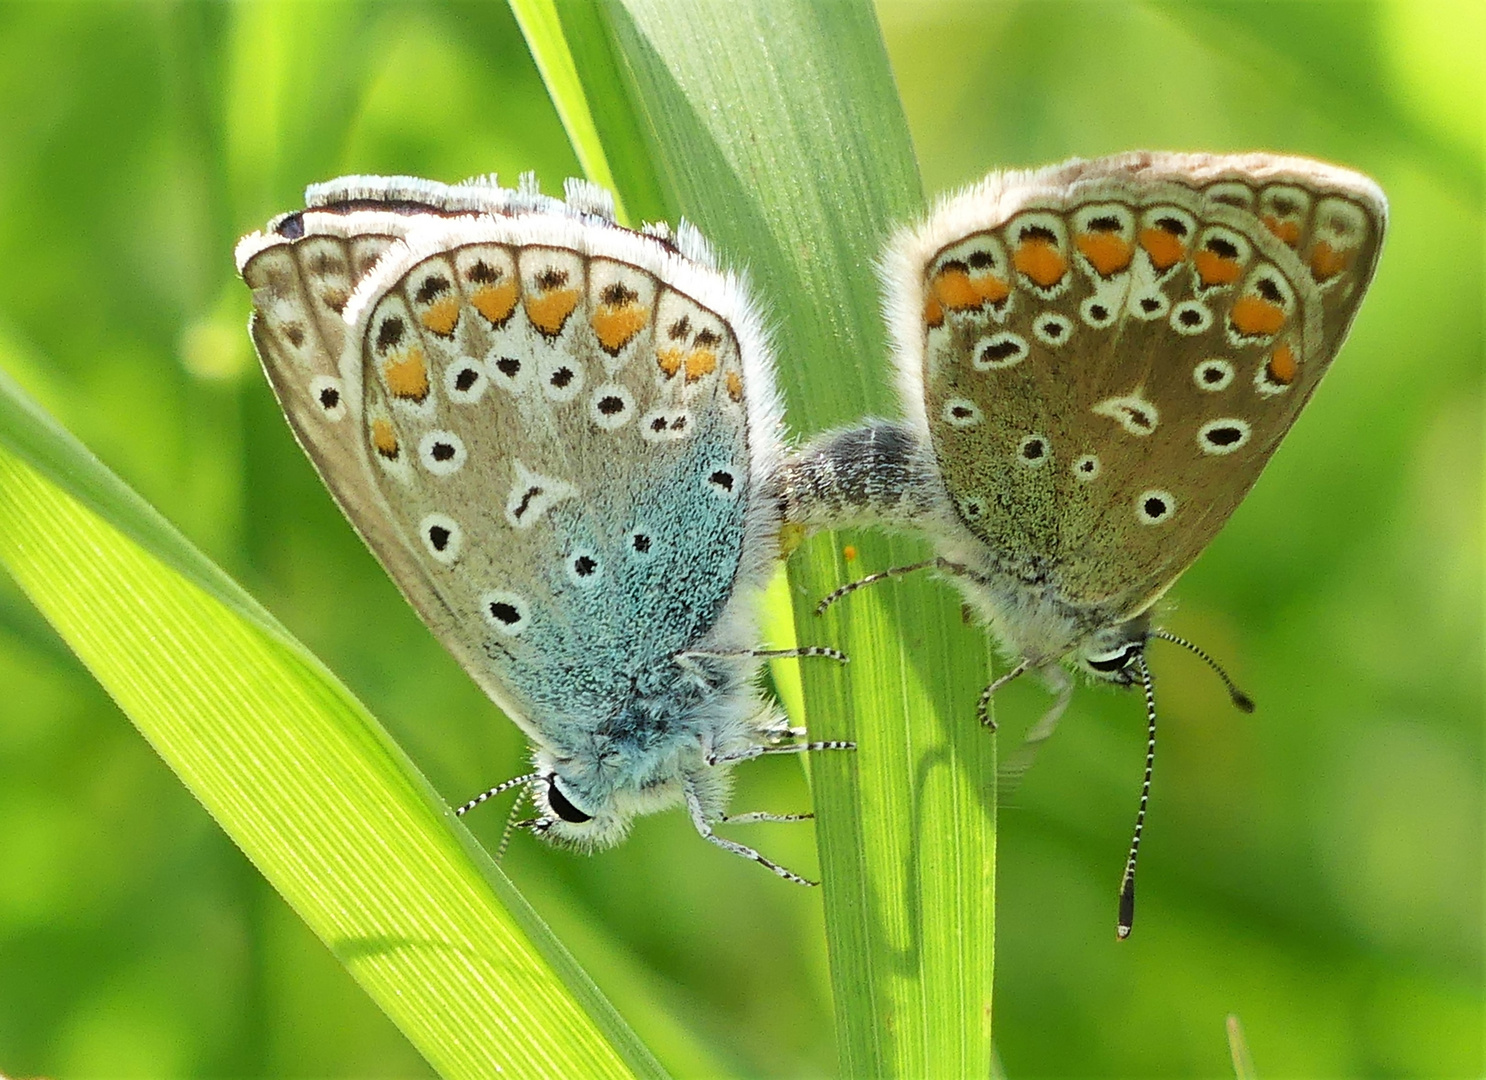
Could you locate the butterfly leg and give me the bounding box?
[677,646,849,665]
[706,739,855,767]
[715,810,814,824]
[684,784,817,886]
[815,557,972,616]
[973,658,1032,731]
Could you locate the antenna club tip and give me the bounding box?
[1232,690,1256,713]
[1116,924,1132,940]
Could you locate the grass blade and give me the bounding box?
[572,3,998,1074]
[0,360,661,1078]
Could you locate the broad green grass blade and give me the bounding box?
[0,366,662,1079]
[568,3,997,1075]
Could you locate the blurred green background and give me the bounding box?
[0,1,1479,1077]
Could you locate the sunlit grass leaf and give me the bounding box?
[0,360,662,1078]
[519,2,997,1075]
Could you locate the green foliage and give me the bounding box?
[0,2,1479,1078]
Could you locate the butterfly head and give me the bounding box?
[1073,616,1152,687]
[518,762,634,852]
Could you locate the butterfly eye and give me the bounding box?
[546,778,593,824]
[1086,645,1140,674]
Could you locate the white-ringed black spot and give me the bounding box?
[308,375,347,422]
[567,551,601,585]
[494,356,521,378]
[1080,298,1113,327]
[1073,454,1101,480]
[414,274,451,304]
[589,384,633,429]
[1137,490,1176,525]
[535,267,569,291]
[632,532,652,554]
[1017,434,1049,467]
[418,430,467,476]
[1171,301,1213,335]
[1093,394,1160,436]
[418,512,462,564]
[1033,312,1073,347]
[1194,359,1235,392]
[972,332,1028,371]
[942,398,983,428]
[1198,418,1252,455]
[480,591,528,635]
[551,367,573,388]
[709,469,735,494]
[1131,290,1170,321]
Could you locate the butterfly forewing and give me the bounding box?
[347,223,758,749]
[911,153,1385,619]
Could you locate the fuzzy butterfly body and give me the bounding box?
[237,176,844,881]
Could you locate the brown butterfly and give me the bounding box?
[780,152,1386,935]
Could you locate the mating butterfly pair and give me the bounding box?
[236,153,1384,933]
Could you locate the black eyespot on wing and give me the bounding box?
[573,554,597,577]
[1256,277,1284,302]
[495,356,521,377]
[668,316,691,340]
[1021,438,1045,460]
[1042,319,1064,338]
[547,781,592,824]
[670,416,686,431]
[1202,365,1225,384]
[1089,304,1109,320]
[414,275,451,304]
[455,367,479,391]
[1088,215,1121,232]
[1154,216,1187,237]
[694,328,721,348]
[284,323,306,347]
[650,416,668,432]
[600,282,638,305]
[512,486,542,521]
[1205,236,1239,259]
[428,524,450,551]
[709,469,734,492]
[430,441,455,462]
[488,601,520,625]
[550,366,574,388]
[1078,458,1096,473]
[318,385,340,410]
[536,267,569,290]
[376,316,405,351]
[967,250,995,269]
[951,405,974,419]
[597,395,624,416]
[1020,224,1057,244]
[467,260,499,284]
[1144,495,1167,517]
[1140,297,1161,313]
[1179,307,1203,327]
[632,533,651,553]
[981,339,1022,362]
[1205,426,1244,447]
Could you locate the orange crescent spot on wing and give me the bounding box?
[1309,241,1356,282]
[1076,233,1134,277]
[470,280,519,327]
[1012,237,1068,288]
[383,347,429,402]
[370,417,400,459]
[1262,215,1302,248]
[419,297,460,337]
[683,347,718,382]
[931,268,980,310]
[923,294,945,328]
[592,302,649,353]
[725,370,743,402]
[1266,343,1298,385]
[1139,226,1187,271]
[1229,295,1288,337]
[524,287,581,337]
[657,347,684,378]
[1194,249,1243,288]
